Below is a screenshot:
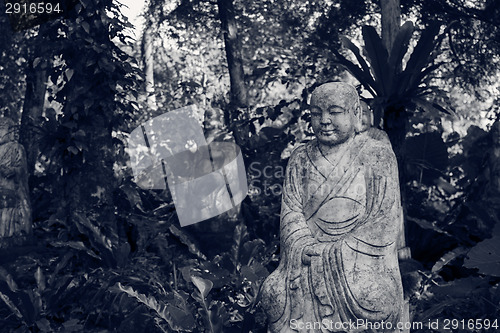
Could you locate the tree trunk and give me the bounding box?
[383,106,408,238]
[380,2,410,328]
[380,0,408,255]
[217,0,249,147]
[217,0,248,109]
[143,26,157,111]
[489,119,500,195]
[380,0,408,251]
[383,105,411,330]
[20,55,48,175]
[380,0,401,53]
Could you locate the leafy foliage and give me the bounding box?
[335,21,448,127]
[402,0,500,88]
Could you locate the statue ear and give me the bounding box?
[353,102,364,133]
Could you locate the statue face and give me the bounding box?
[310,85,357,146]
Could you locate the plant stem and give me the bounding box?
[173,261,177,291]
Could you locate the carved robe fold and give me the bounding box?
[262,129,405,332]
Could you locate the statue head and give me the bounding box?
[0,117,16,145]
[309,82,362,147]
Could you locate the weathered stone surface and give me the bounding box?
[0,117,31,247]
[261,83,406,332]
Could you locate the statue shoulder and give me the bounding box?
[289,142,309,159]
[366,127,391,143]
[285,142,310,169]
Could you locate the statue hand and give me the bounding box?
[302,245,321,265]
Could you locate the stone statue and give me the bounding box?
[0,117,31,246]
[261,83,406,332]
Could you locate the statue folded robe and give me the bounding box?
[261,129,405,332]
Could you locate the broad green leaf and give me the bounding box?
[169,225,206,260]
[191,275,213,299]
[406,216,450,235]
[388,21,414,71]
[82,22,90,34]
[405,22,441,73]
[35,318,52,332]
[0,266,18,292]
[404,132,448,184]
[74,214,114,251]
[35,267,46,293]
[431,276,489,298]
[340,36,379,94]
[62,319,84,332]
[413,96,451,117]
[241,238,266,266]
[431,247,468,273]
[0,290,23,319]
[0,281,23,319]
[362,26,391,95]
[231,223,249,268]
[398,22,441,96]
[166,304,196,331]
[50,241,101,260]
[208,301,226,332]
[332,49,378,97]
[464,225,500,276]
[407,62,445,95]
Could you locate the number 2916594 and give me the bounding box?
[5,2,62,15]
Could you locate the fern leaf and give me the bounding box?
[111,282,195,332]
[0,290,23,319]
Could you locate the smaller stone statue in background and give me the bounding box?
[0,117,31,246]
